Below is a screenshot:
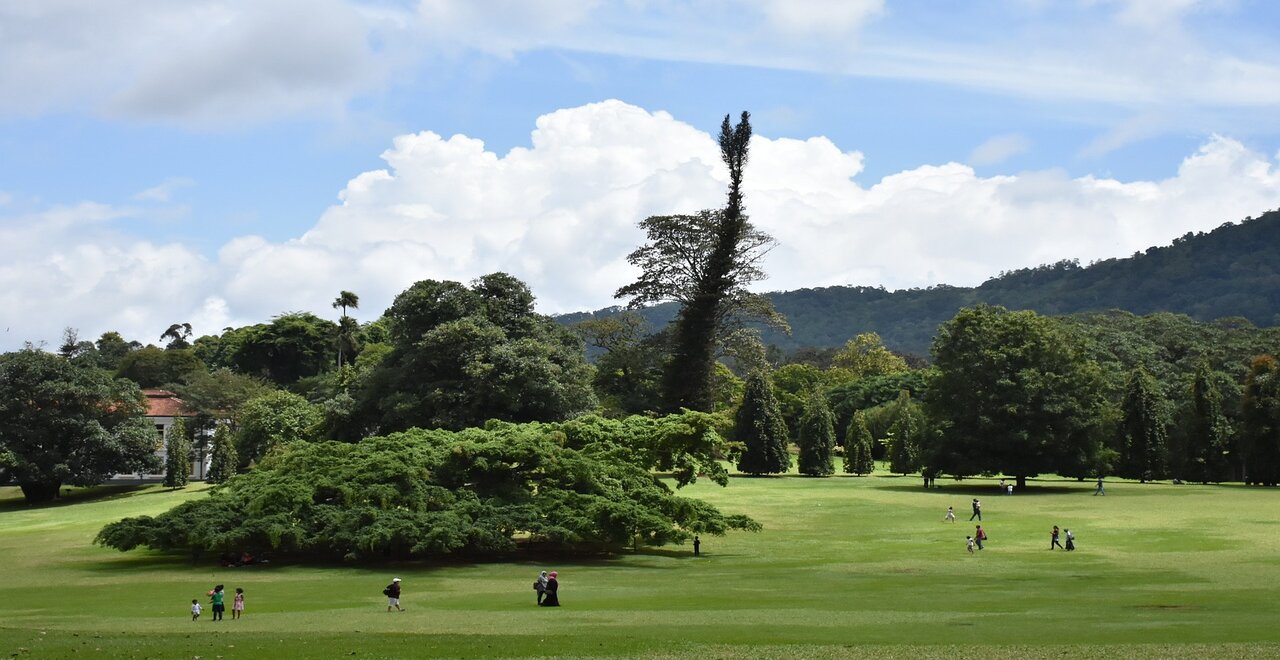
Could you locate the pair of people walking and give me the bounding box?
[534,570,560,607]
[1050,525,1077,550]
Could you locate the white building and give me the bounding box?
[112,389,211,482]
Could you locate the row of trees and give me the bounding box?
[727,304,1280,488]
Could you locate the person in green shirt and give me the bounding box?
[209,585,226,621]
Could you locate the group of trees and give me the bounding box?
[8,109,1280,576]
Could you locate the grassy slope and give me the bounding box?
[2,473,1279,659]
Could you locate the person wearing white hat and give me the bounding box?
[385,577,403,612]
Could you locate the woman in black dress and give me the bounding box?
[541,571,560,606]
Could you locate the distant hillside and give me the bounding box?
[559,208,1280,356]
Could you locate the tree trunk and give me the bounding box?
[19,481,61,504]
[1016,474,1027,489]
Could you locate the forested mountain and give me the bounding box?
[562,208,1280,355]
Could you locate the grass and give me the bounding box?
[3,470,1280,658]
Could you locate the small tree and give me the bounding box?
[886,390,921,475]
[236,391,322,466]
[735,370,791,475]
[797,390,835,476]
[844,410,875,475]
[1118,367,1169,483]
[207,423,238,484]
[163,418,192,489]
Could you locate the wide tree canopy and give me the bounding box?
[0,349,160,502]
[925,305,1107,487]
[96,418,758,561]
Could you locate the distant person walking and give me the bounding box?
[385,577,403,612]
[1094,477,1106,496]
[191,599,202,621]
[232,588,244,620]
[209,585,225,622]
[970,499,982,521]
[944,506,956,522]
[1065,529,1075,551]
[540,571,560,607]
[534,571,548,605]
[975,525,987,550]
[1050,525,1063,550]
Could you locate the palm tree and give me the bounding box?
[332,291,360,368]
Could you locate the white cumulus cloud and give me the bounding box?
[4,101,1280,351]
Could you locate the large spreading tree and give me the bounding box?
[0,349,160,503]
[925,305,1107,488]
[96,421,759,561]
[615,112,786,413]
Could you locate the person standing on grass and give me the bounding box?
[1051,525,1063,549]
[209,585,225,621]
[1095,477,1106,496]
[975,525,987,550]
[191,599,202,621]
[232,588,244,620]
[944,506,956,522]
[970,498,982,521]
[1065,529,1076,551]
[386,577,404,612]
[966,536,976,554]
[540,571,560,607]
[534,571,548,605]
[694,535,701,556]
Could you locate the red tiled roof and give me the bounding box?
[142,389,196,418]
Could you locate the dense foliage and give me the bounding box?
[96,420,759,560]
[797,390,836,476]
[356,274,597,433]
[163,418,192,489]
[925,306,1107,487]
[843,411,875,475]
[0,350,160,502]
[1117,368,1169,482]
[734,371,791,475]
[1241,356,1280,486]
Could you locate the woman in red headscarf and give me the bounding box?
[540,571,560,607]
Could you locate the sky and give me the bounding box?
[3,0,1280,350]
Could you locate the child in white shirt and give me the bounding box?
[944,506,956,522]
[966,536,976,554]
[191,599,202,621]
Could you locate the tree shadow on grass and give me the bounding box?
[0,484,169,511]
[874,483,1085,496]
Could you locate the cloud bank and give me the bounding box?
[4,101,1280,350]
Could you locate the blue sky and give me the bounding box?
[3,0,1280,349]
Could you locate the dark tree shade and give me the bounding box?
[1184,361,1230,483]
[797,390,835,476]
[925,305,1106,488]
[734,370,791,475]
[1241,355,1280,486]
[1117,367,1170,482]
[0,349,160,502]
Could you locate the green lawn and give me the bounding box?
[3,472,1279,658]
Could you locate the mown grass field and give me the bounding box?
[3,470,1279,659]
